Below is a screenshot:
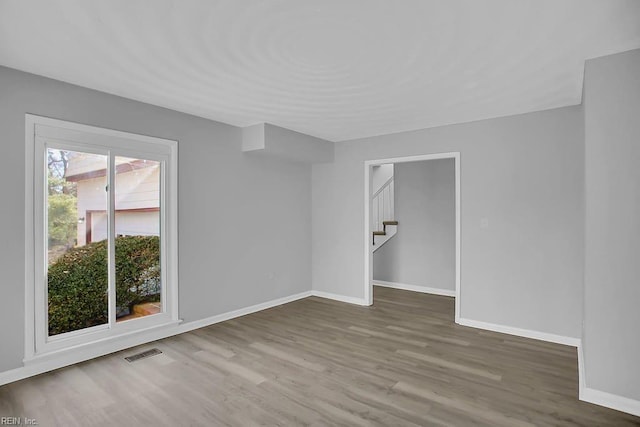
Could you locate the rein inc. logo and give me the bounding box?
[0,418,38,426]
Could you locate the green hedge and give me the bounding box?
[47,235,160,336]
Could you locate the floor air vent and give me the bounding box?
[125,348,162,362]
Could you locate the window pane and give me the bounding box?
[114,157,161,321]
[47,149,108,336]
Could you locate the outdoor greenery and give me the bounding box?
[47,192,77,247]
[47,235,161,336]
[47,150,78,254]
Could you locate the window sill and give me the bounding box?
[23,319,183,369]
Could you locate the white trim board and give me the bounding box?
[177,291,313,331]
[460,319,640,416]
[311,290,369,306]
[457,318,581,347]
[578,343,586,399]
[577,344,640,417]
[0,289,371,386]
[0,290,312,387]
[4,287,639,418]
[581,386,640,417]
[374,281,455,297]
[322,284,639,417]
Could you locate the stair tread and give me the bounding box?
[383,220,398,225]
[372,231,386,235]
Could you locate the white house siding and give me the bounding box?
[76,165,160,245]
[89,211,159,243]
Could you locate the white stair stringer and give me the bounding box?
[372,224,397,252]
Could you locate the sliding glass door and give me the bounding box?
[114,156,162,322]
[43,144,166,344]
[28,118,177,357]
[46,148,109,337]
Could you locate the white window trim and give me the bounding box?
[24,114,180,364]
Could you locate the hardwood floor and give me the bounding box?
[1,287,638,426]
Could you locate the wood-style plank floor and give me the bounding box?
[1,287,638,426]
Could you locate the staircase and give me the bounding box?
[373,220,398,245]
[372,176,398,250]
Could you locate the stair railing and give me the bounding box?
[372,176,394,232]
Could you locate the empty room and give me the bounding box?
[1,1,639,425]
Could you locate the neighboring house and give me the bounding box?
[65,154,160,246]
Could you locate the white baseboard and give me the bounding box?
[183,291,313,331]
[577,343,640,417]
[457,320,640,417]
[457,317,581,347]
[6,289,637,418]
[578,343,586,399]
[581,386,640,417]
[373,280,456,297]
[0,290,313,387]
[311,290,369,306]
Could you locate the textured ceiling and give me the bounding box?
[1,0,639,141]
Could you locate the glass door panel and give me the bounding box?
[114,156,162,321]
[47,149,108,336]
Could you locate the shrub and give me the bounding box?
[47,235,160,336]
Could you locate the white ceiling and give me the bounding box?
[1,1,639,141]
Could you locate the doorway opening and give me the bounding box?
[364,152,461,322]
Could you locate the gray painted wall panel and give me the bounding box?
[312,106,584,338]
[0,66,312,373]
[584,48,640,401]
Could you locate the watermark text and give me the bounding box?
[1,417,38,425]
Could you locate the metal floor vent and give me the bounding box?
[125,348,162,362]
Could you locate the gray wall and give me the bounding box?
[312,106,584,338]
[0,66,313,373]
[372,164,394,193]
[373,159,455,291]
[584,49,640,400]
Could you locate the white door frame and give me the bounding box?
[364,152,461,323]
